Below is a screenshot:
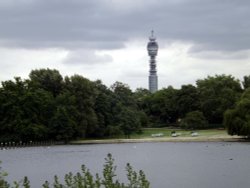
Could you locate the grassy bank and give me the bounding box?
[71,128,243,144]
[130,128,228,139]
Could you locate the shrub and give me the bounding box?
[180,111,208,129]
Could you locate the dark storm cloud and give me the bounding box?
[0,0,250,52]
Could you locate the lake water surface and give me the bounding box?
[1,142,250,188]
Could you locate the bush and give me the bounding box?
[0,154,150,188]
[180,111,208,129]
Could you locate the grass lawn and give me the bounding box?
[130,128,227,139]
[72,128,241,144]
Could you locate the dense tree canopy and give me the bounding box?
[196,75,242,124]
[243,75,250,90]
[176,84,200,118]
[0,69,248,142]
[224,88,250,137]
[29,69,64,97]
[141,86,178,126]
[0,69,145,142]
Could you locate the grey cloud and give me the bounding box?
[63,50,113,65]
[190,50,250,60]
[0,0,250,53]
[122,70,147,78]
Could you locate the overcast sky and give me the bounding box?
[0,0,250,90]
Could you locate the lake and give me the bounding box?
[1,142,250,188]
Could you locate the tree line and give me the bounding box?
[0,68,249,142]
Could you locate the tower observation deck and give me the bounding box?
[147,30,158,93]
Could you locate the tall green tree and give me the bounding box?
[64,75,97,138]
[224,88,250,137]
[111,81,136,107]
[29,68,64,97]
[134,88,151,109]
[0,77,27,141]
[176,84,201,118]
[93,80,114,137]
[243,75,250,90]
[0,77,53,141]
[197,75,242,124]
[109,82,143,137]
[117,107,142,138]
[142,86,178,126]
[49,106,76,142]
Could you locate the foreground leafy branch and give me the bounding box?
[0,161,9,188]
[0,154,150,188]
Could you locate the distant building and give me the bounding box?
[147,30,158,93]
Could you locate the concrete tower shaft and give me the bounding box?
[147,30,158,93]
